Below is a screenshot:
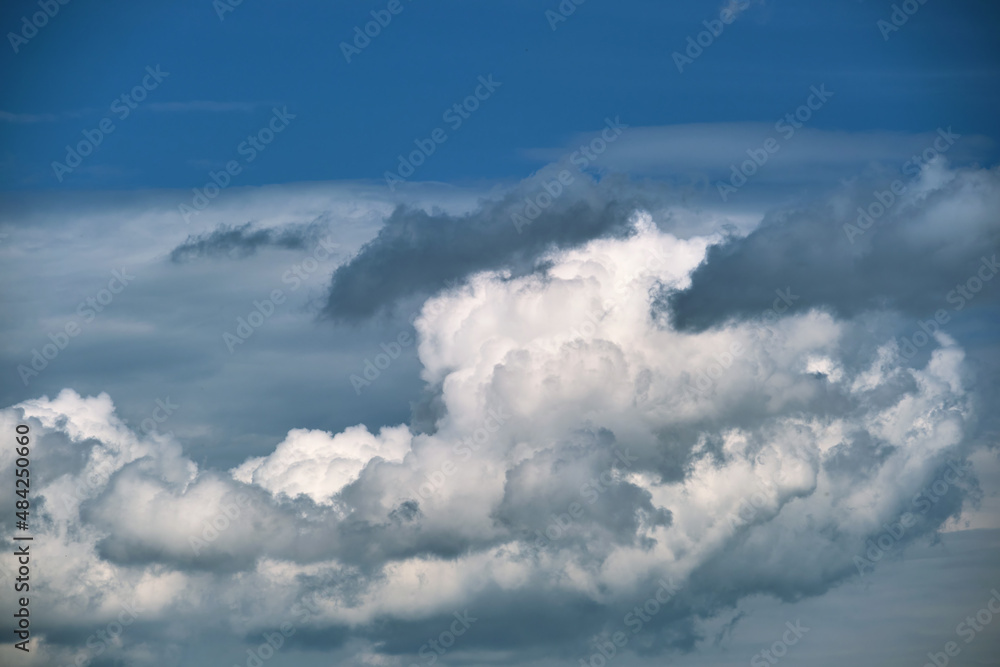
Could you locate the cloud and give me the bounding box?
[231,424,411,505]
[0,110,62,123]
[168,219,330,262]
[665,161,1000,331]
[145,101,266,113]
[322,177,639,322]
[0,109,94,123]
[721,0,762,20]
[523,124,993,187]
[1,202,988,663]
[0,102,265,124]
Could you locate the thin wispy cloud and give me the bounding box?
[721,0,764,20]
[145,101,267,113]
[0,109,92,123]
[0,102,266,123]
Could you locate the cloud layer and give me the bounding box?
[2,180,991,663]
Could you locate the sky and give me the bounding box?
[2,0,1000,189]
[1,1,999,666]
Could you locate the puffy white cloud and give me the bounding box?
[231,424,411,505]
[0,204,987,662]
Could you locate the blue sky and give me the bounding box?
[2,0,999,189]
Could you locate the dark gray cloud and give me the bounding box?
[169,218,328,263]
[665,166,1000,332]
[323,181,639,321]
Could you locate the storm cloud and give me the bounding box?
[323,176,639,321]
[666,161,1000,331]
